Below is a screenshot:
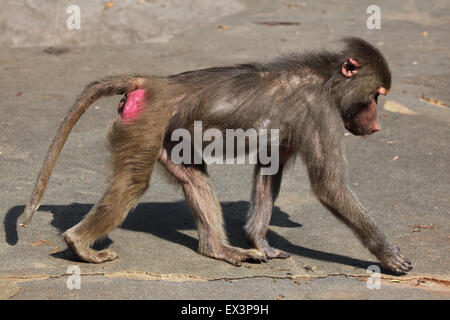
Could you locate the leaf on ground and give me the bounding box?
[32,240,59,254]
[303,265,316,272]
[420,94,449,108]
[104,1,115,10]
[408,224,435,232]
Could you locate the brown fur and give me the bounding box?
[21,38,412,273]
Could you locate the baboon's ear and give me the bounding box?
[341,58,360,78]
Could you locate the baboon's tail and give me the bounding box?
[20,75,147,227]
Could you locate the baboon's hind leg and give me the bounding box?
[159,148,267,266]
[63,120,161,263]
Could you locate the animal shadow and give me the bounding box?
[5,201,379,271]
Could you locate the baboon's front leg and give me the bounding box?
[245,164,291,259]
[306,142,412,274]
[159,148,267,266]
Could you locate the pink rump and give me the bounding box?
[120,89,146,122]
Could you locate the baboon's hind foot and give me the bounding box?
[64,232,119,263]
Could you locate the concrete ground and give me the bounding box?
[0,0,449,300]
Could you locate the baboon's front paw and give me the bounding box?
[210,246,267,267]
[380,246,412,274]
[248,237,290,260]
[265,248,291,259]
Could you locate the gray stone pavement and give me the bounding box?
[0,0,449,299]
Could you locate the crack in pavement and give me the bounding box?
[1,271,449,286]
[1,271,448,299]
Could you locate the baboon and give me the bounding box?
[21,38,412,274]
